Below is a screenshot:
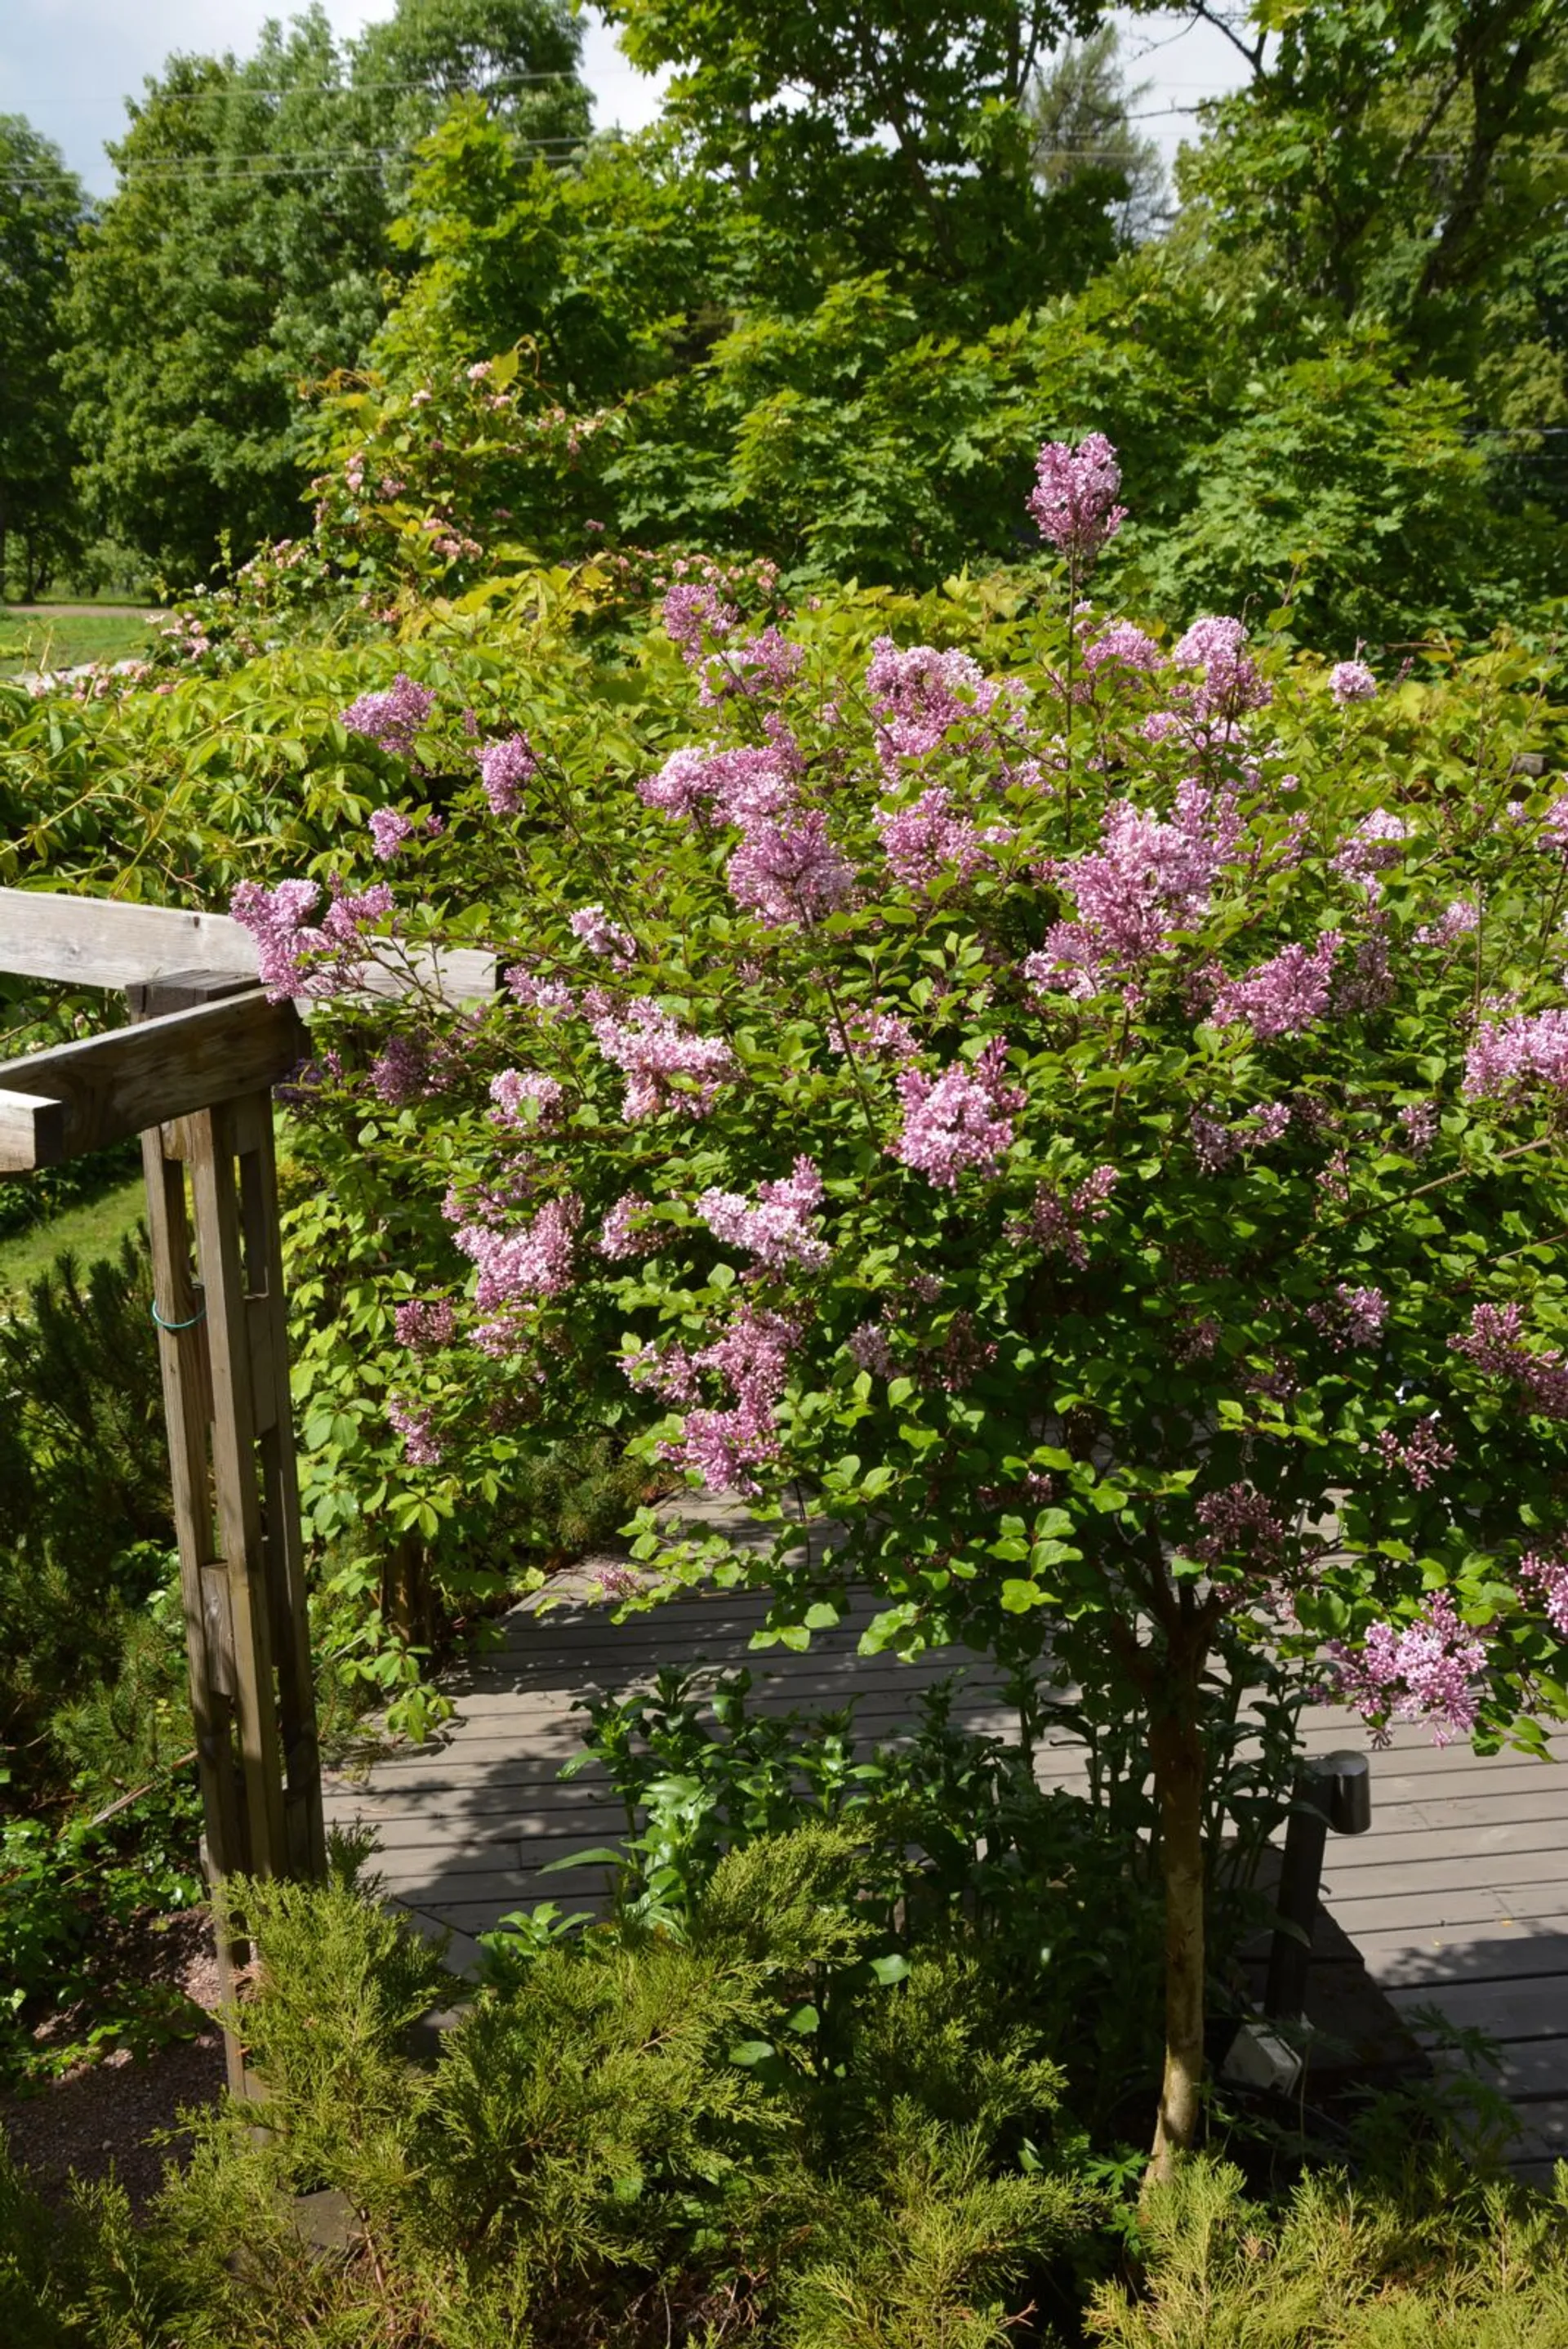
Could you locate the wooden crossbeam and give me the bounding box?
[0,990,305,1170]
[0,888,497,1003]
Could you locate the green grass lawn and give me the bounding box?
[0,1178,146,1304]
[0,608,162,679]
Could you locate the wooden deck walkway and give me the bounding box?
[323,1558,1568,2183]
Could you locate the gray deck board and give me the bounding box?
[325,1549,1568,2180]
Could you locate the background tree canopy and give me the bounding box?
[0,0,1565,640]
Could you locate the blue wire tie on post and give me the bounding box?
[151,1298,207,1332]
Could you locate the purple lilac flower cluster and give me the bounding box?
[395,1298,457,1351]
[453,1195,583,1353]
[231,877,394,1001]
[1027,783,1241,998]
[626,1304,797,1493]
[892,1041,1022,1188]
[1027,432,1126,568]
[1518,1552,1568,1639]
[1210,934,1341,1042]
[489,1068,566,1127]
[1464,1006,1568,1098]
[597,1194,663,1259]
[697,1159,828,1271]
[589,998,737,1121]
[479,733,537,816]
[568,903,635,963]
[1328,1592,1487,1747]
[1308,1283,1388,1349]
[387,1395,443,1467]
[1329,659,1379,705]
[1013,1166,1118,1267]
[1191,1482,1284,1571]
[368,807,415,862]
[875,785,1013,888]
[1191,1102,1292,1174]
[1375,1420,1457,1490]
[865,636,1022,778]
[341,673,434,757]
[1450,1301,1568,1417]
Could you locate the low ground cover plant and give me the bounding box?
[0,1831,1102,2348]
[214,436,1568,2168]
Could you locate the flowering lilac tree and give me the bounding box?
[236,439,1568,2174]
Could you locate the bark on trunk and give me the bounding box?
[1147,1704,1206,2184]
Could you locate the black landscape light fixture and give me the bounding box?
[1263,1749,1374,2022]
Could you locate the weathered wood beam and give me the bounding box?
[0,888,497,1004]
[0,990,305,1170]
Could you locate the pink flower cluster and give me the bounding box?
[1375,1420,1456,1491]
[1014,1165,1117,1267]
[875,786,1012,888]
[368,807,415,861]
[1167,617,1271,729]
[1414,899,1478,948]
[848,1319,897,1376]
[1191,1101,1292,1173]
[892,1040,1022,1188]
[865,636,1018,777]
[341,673,434,757]
[568,903,635,963]
[626,1303,797,1493]
[1191,1481,1284,1571]
[597,1193,663,1259]
[394,1297,457,1351]
[370,1032,443,1106]
[1330,660,1378,705]
[505,966,573,1018]
[1328,1592,1487,1746]
[727,808,855,926]
[1082,618,1163,679]
[1518,1551,1568,1639]
[453,1195,582,1350]
[701,626,806,706]
[697,1158,828,1271]
[230,877,394,1001]
[640,742,798,825]
[1210,934,1341,1041]
[590,998,737,1121]
[828,1007,920,1063]
[386,1396,443,1468]
[662,581,739,659]
[489,1068,565,1126]
[640,735,846,927]
[1463,1008,1568,1098]
[1028,782,1241,996]
[1333,809,1412,896]
[1396,1100,1438,1155]
[1027,433,1127,568]
[479,733,537,816]
[1450,1301,1568,1417]
[1309,1282,1388,1349]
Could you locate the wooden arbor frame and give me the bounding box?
[0,891,492,2086]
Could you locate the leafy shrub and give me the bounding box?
[207,436,1568,2167]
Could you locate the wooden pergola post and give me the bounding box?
[0,889,495,2088]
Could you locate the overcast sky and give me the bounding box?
[2,2,1250,200]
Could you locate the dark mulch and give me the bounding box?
[2,1907,227,2215]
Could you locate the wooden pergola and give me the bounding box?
[0,890,490,2088]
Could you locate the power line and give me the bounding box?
[20,73,586,106]
[0,140,589,192]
